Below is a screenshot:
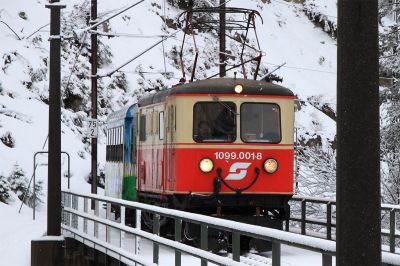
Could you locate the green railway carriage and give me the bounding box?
[105,105,137,201]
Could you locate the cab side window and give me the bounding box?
[139,115,146,141]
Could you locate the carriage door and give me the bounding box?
[166,104,175,190]
[159,110,165,192]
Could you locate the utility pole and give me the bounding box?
[219,0,226,77]
[32,1,65,265]
[337,0,381,265]
[91,0,98,199]
[47,0,65,238]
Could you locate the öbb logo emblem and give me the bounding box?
[225,162,251,181]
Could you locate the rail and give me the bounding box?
[288,196,400,254]
[62,190,338,266]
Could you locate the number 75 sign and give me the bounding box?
[87,119,98,138]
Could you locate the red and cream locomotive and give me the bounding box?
[105,77,295,250]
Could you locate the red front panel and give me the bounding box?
[168,145,294,194]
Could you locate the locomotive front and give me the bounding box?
[164,78,295,222]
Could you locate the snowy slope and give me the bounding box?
[1,0,338,177]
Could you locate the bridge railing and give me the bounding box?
[288,196,400,254]
[61,189,339,266]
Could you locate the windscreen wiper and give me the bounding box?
[212,96,239,116]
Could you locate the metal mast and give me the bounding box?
[219,0,226,77]
[91,0,98,198]
[337,0,381,264]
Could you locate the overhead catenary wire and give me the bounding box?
[117,70,176,76]
[167,33,337,76]
[74,0,146,35]
[90,31,176,39]
[97,30,179,78]
[263,60,337,75]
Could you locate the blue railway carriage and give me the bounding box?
[105,105,137,201]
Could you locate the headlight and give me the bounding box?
[199,158,214,173]
[263,158,278,174]
[234,84,243,94]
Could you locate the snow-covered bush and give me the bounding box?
[302,0,337,39]
[1,131,15,148]
[0,175,11,203]
[296,145,336,198]
[8,164,29,201]
[7,164,43,207]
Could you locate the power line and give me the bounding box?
[97,30,179,78]
[263,60,337,74]
[117,70,175,75]
[91,31,174,39]
[75,0,146,35]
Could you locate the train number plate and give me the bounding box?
[214,151,262,160]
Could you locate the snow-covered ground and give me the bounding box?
[0,0,338,264]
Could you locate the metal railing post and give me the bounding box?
[175,219,182,266]
[272,241,281,266]
[94,199,99,238]
[72,195,78,229]
[106,203,111,243]
[66,192,71,227]
[390,209,396,253]
[135,209,141,266]
[301,199,306,235]
[153,214,160,264]
[232,232,240,262]
[285,212,290,232]
[120,206,125,250]
[201,224,208,266]
[83,197,88,233]
[327,202,332,240]
[322,254,332,266]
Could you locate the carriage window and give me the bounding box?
[193,102,236,142]
[159,111,164,140]
[139,115,146,141]
[241,103,281,143]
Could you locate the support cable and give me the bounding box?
[90,31,174,39]
[74,0,146,35]
[0,20,22,40]
[97,31,179,78]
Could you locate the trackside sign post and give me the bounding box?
[87,118,98,138]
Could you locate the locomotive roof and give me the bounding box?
[138,78,294,107]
